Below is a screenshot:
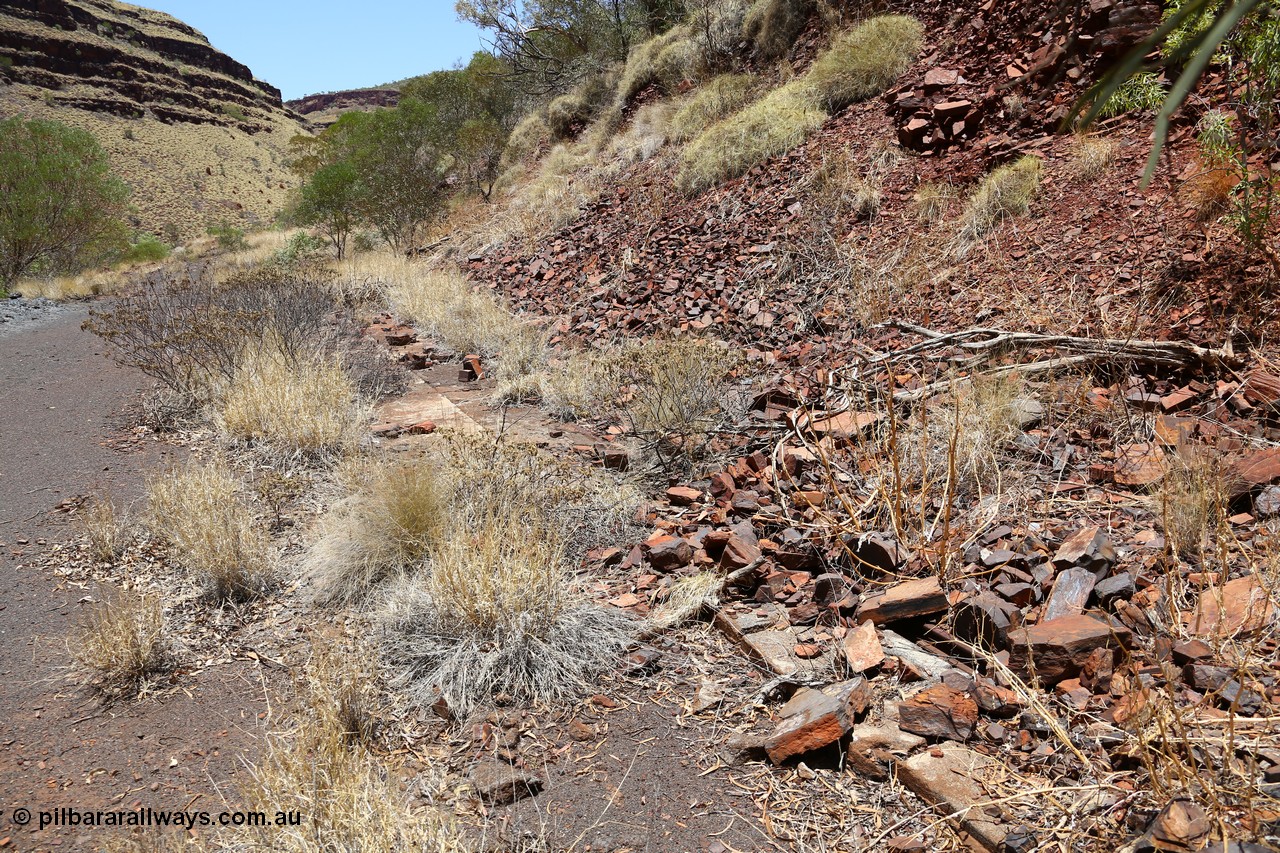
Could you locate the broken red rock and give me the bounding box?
[764,678,873,763]
[1007,614,1133,684]
[898,684,979,742]
[841,620,885,673]
[856,576,948,625]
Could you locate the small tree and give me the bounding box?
[296,161,360,260]
[0,117,129,294]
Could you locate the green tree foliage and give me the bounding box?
[0,117,129,294]
[457,0,683,94]
[402,53,523,198]
[296,161,361,260]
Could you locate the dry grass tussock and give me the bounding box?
[147,457,274,601]
[744,0,813,60]
[218,346,368,461]
[73,588,169,697]
[853,374,1031,543]
[669,73,757,142]
[914,181,957,223]
[79,489,125,563]
[805,15,925,112]
[241,651,467,853]
[1067,134,1119,181]
[1155,448,1228,562]
[956,155,1043,243]
[379,437,641,716]
[380,261,549,397]
[677,14,922,194]
[305,457,450,605]
[676,80,826,194]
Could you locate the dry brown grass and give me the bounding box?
[305,457,450,605]
[540,347,626,421]
[1184,165,1238,224]
[743,0,813,60]
[240,660,467,853]
[79,489,125,563]
[72,588,169,696]
[217,347,367,461]
[377,257,550,396]
[1067,134,1120,181]
[1155,448,1228,562]
[146,457,274,601]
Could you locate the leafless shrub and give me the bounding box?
[616,337,748,471]
[85,265,339,406]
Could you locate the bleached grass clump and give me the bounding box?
[1156,449,1227,562]
[79,490,125,562]
[805,15,925,111]
[650,572,721,630]
[492,321,551,404]
[385,267,512,355]
[381,544,635,718]
[305,458,451,605]
[241,654,467,853]
[146,458,274,601]
[218,348,367,460]
[1068,134,1120,181]
[956,155,1043,241]
[386,265,550,396]
[898,373,1028,497]
[676,81,826,194]
[541,347,625,421]
[73,589,169,696]
[669,73,756,142]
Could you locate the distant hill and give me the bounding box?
[0,0,310,242]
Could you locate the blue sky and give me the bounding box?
[142,1,487,101]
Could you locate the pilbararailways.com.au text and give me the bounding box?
[16,807,304,831]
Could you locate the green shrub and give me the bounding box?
[1099,71,1167,118]
[271,231,328,267]
[675,81,824,194]
[743,0,813,60]
[806,15,925,111]
[220,103,247,121]
[0,116,129,294]
[207,222,248,252]
[957,156,1043,240]
[669,73,756,142]
[120,233,170,264]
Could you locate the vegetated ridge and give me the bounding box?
[0,0,308,241]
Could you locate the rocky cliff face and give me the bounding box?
[287,87,400,129]
[0,0,309,241]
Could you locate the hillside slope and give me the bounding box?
[0,0,308,241]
